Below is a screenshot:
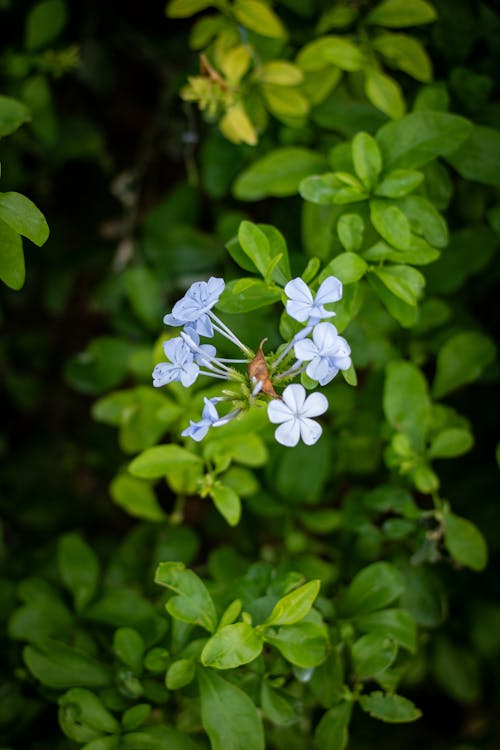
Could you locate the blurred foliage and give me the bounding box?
[1,0,500,749]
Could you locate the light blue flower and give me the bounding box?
[152,337,199,388]
[267,384,328,447]
[285,276,342,324]
[294,322,351,385]
[182,397,222,442]
[182,398,240,441]
[163,277,225,337]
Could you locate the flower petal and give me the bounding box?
[299,417,323,446]
[202,397,220,422]
[294,338,318,362]
[286,300,312,323]
[301,391,328,418]
[180,362,199,387]
[195,314,214,337]
[275,419,301,447]
[282,383,307,413]
[312,322,338,354]
[285,278,313,304]
[268,398,293,424]
[163,313,184,327]
[318,365,338,386]
[315,276,343,305]
[152,363,177,387]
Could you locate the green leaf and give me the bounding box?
[372,33,432,82]
[264,580,320,627]
[366,0,437,27]
[297,36,364,72]
[220,103,257,147]
[443,513,488,572]
[24,639,111,689]
[359,691,422,722]
[263,620,328,667]
[155,562,217,633]
[299,173,340,204]
[342,562,405,616]
[314,702,351,750]
[257,61,303,85]
[113,627,145,673]
[204,430,268,467]
[166,658,196,690]
[64,337,136,395]
[428,428,473,458]
[261,681,297,726]
[376,112,473,170]
[233,148,327,200]
[58,688,119,743]
[124,266,163,330]
[259,223,291,284]
[198,668,265,750]
[233,0,287,38]
[447,125,500,188]
[110,475,167,522]
[337,213,364,252]
[352,132,382,189]
[0,95,31,137]
[374,169,424,198]
[128,445,202,480]
[363,237,439,266]
[201,622,263,669]
[320,252,367,284]
[0,218,25,290]
[82,738,120,750]
[121,704,152,732]
[217,277,282,312]
[261,84,309,121]
[398,195,448,247]
[432,331,496,398]
[364,68,405,119]
[25,0,67,51]
[210,483,242,526]
[372,264,425,306]
[238,221,273,281]
[354,608,417,653]
[351,632,398,678]
[384,360,430,450]
[58,533,100,612]
[370,200,411,249]
[367,271,418,327]
[166,0,214,17]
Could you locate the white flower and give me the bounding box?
[268,384,328,447]
[294,322,351,385]
[182,398,240,441]
[285,276,342,324]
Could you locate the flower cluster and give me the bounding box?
[152,275,352,447]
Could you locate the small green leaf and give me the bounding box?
[398,195,448,247]
[322,252,367,284]
[384,360,430,450]
[337,213,364,252]
[366,0,437,27]
[58,533,100,612]
[217,278,282,312]
[372,33,432,82]
[299,173,340,204]
[351,632,397,678]
[314,702,352,750]
[377,112,473,170]
[365,68,405,119]
[264,580,320,627]
[201,622,263,669]
[433,331,496,398]
[359,691,422,722]
[24,639,111,689]
[220,103,257,147]
[368,271,418,327]
[0,95,31,137]
[370,200,411,249]
[0,218,25,290]
[113,627,145,673]
[261,681,297,726]
[210,484,242,526]
[354,608,417,653]
[121,704,151,732]
[25,0,67,51]
[155,562,217,633]
[128,445,202,480]
[238,221,272,279]
[375,169,424,198]
[428,428,473,458]
[166,658,196,690]
[166,0,214,17]
[58,688,119,743]
[233,148,327,200]
[342,562,405,616]
[297,36,364,72]
[110,475,167,522]
[372,264,425,306]
[199,668,265,750]
[261,84,309,121]
[447,125,500,188]
[257,61,303,85]
[233,0,287,38]
[444,513,488,572]
[352,132,382,189]
[264,620,328,667]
